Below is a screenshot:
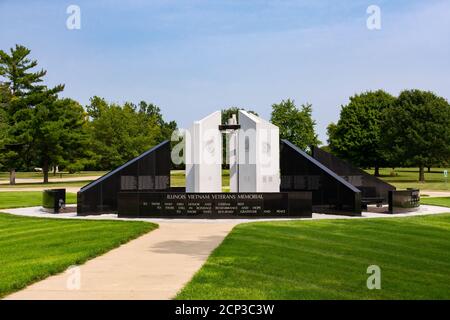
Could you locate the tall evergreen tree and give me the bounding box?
[0,84,10,171]
[0,45,64,184]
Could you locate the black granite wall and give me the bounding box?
[280,140,362,216]
[311,146,396,202]
[77,141,171,215]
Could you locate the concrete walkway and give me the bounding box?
[4,221,238,300]
[421,190,450,197]
[0,187,82,193]
[0,176,101,185]
[3,204,449,222]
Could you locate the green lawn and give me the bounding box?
[1,168,449,192]
[0,192,77,209]
[366,167,450,191]
[172,170,231,191]
[177,214,450,300]
[421,197,450,208]
[0,213,156,298]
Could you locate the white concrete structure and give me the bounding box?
[237,110,280,192]
[185,110,279,193]
[228,114,239,192]
[185,111,222,192]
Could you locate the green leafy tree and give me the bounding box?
[0,44,63,184]
[138,101,177,142]
[270,99,321,151]
[29,98,87,182]
[327,90,395,176]
[221,107,258,124]
[382,90,450,182]
[85,98,163,170]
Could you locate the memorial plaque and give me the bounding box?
[388,189,420,214]
[118,191,312,218]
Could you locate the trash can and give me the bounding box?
[42,189,66,213]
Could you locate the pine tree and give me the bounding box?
[0,45,64,184]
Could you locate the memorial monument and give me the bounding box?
[185,111,222,193]
[185,110,280,193]
[76,109,419,218]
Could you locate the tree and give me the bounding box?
[29,97,87,182]
[85,98,163,170]
[138,101,177,142]
[0,44,63,184]
[382,90,450,182]
[270,99,321,151]
[0,84,10,171]
[327,90,395,176]
[221,107,258,124]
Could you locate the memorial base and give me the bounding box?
[118,191,312,219]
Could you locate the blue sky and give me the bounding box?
[1,0,449,143]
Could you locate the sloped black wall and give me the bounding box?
[280,140,362,216]
[311,146,395,202]
[77,141,171,215]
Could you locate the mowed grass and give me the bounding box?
[365,167,450,191]
[1,168,448,191]
[0,192,77,209]
[171,170,231,191]
[177,214,450,300]
[0,213,157,298]
[421,197,450,208]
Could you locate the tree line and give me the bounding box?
[2,45,449,184]
[269,92,450,182]
[0,45,176,184]
[327,90,450,182]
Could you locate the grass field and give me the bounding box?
[421,197,450,208]
[1,167,449,192]
[177,214,450,300]
[176,168,450,191]
[0,213,156,298]
[171,170,231,191]
[365,167,449,191]
[0,192,77,209]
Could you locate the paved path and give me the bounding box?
[0,187,82,193]
[0,176,100,185]
[4,221,238,300]
[3,204,449,222]
[421,190,450,197]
